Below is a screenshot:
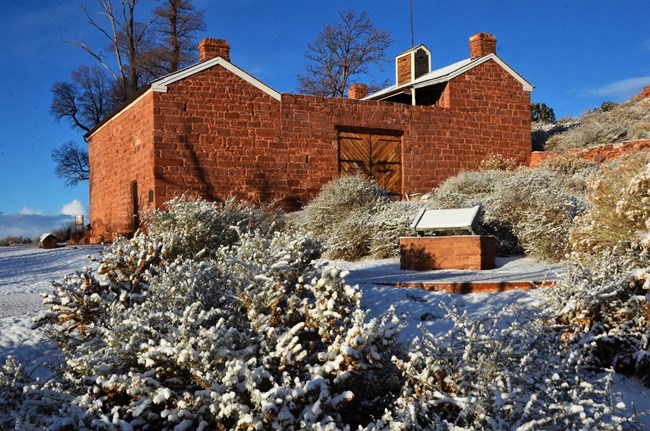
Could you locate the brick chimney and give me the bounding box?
[198,38,230,61]
[348,83,368,99]
[469,33,496,59]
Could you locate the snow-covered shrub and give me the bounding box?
[426,169,522,255]
[428,167,586,260]
[486,168,587,262]
[546,99,650,151]
[537,154,598,177]
[547,247,650,387]
[366,201,425,259]
[30,196,406,430]
[143,195,285,258]
[429,169,506,208]
[537,154,600,194]
[372,304,639,430]
[301,175,423,260]
[477,153,520,171]
[548,155,650,386]
[302,175,389,240]
[571,153,650,257]
[0,357,26,427]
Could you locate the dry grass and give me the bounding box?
[545,99,650,151]
[570,152,650,257]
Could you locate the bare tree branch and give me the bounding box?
[50,0,205,186]
[52,141,90,187]
[51,65,114,134]
[297,9,392,97]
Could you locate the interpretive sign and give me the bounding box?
[410,205,481,236]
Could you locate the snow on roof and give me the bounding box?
[396,43,431,57]
[39,233,54,241]
[364,53,533,101]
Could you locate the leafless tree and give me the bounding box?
[51,65,114,133]
[151,0,206,74]
[70,0,157,100]
[50,0,205,186]
[297,9,392,97]
[52,142,90,187]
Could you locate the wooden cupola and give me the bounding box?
[395,44,431,86]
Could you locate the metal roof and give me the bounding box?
[363,53,533,101]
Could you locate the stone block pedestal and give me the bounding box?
[400,235,496,271]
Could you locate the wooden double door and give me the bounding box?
[338,131,402,198]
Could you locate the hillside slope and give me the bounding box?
[533,86,650,151]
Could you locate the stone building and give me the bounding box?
[86,32,532,243]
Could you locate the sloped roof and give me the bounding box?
[396,43,431,57]
[150,56,281,100]
[87,56,281,138]
[364,53,533,101]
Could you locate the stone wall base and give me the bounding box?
[400,235,496,271]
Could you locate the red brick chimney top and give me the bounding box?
[198,38,230,62]
[348,83,369,99]
[469,33,496,59]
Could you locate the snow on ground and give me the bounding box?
[0,244,103,378]
[0,245,648,425]
[328,255,564,287]
[0,244,103,318]
[324,257,553,341]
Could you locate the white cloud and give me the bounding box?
[1,199,88,239]
[18,207,46,215]
[582,76,650,100]
[60,199,87,217]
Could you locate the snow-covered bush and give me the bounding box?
[545,99,650,151]
[143,195,285,257]
[571,153,650,257]
[428,167,587,261]
[0,357,26,427]
[547,247,650,387]
[301,175,389,240]
[537,154,599,178]
[27,196,406,430]
[485,168,586,262]
[426,169,522,255]
[372,304,638,430]
[366,201,424,259]
[548,155,650,386]
[301,175,424,260]
[477,153,520,171]
[537,154,600,194]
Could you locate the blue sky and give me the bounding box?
[1,0,649,237]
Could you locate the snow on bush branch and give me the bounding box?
[1,195,641,429]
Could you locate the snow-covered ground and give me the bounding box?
[1,244,648,425]
[0,244,103,377]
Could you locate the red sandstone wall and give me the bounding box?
[88,92,156,243]
[529,139,650,168]
[151,66,282,207]
[280,95,452,202]
[280,59,530,201]
[446,60,532,166]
